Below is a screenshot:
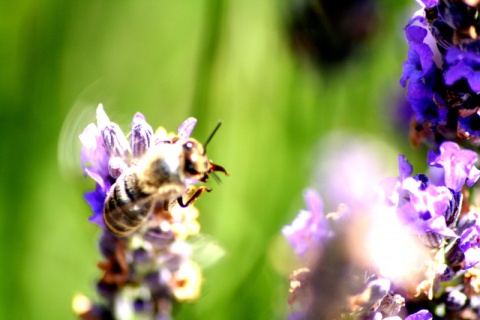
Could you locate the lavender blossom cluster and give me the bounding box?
[401,0,480,145]
[283,141,480,319]
[74,105,204,320]
[281,1,480,318]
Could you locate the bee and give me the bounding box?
[103,122,228,237]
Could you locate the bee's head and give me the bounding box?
[182,121,228,181]
[182,138,209,177]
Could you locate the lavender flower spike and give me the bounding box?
[427,141,480,191]
[282,189,328,257]
[77,106,221,319]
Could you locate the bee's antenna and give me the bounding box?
[211,171,222,184]
[203,121,222,154]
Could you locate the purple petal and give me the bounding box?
[131,112,154,158]
[445,60,473,85]
[398,155,413,180]
[79,122,110,187]
[379,177,401,206]
[84,183,109,229]
[304,189,323,219]
[415,0,437,8]
[404,25,434,73]
[458,225,480,269]
[428,142,480,191]
[405,309,433,320]
[463,247,480,269]
[400,179,456,237]
[288,311,306,320]
[445,48,480,92]
[282,189,328,257]
[178,117,197,139]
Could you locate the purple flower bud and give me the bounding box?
[445,239,466,268]
[444,189,462,227]
[96,281,118,301]
[144,272,172,300]
[133,297,154,314]
[144,228,175,251]
[98,230,120,258]
[413,173,430,191]
[435,264,454,282]
[131,112,154,159]
[405,309,433,320]
[459,221,480,269]
[445,289,467,311]
[132,248,153,265]
[96,104,132,160]
[418,230,444,248]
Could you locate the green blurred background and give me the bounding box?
[0,1,426,319]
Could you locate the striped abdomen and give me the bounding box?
[104,173,152,237]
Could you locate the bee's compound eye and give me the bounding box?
[184,142,193,150]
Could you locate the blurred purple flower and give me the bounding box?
[282,189,329,257]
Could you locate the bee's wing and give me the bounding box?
[58,101,98,179]
[178,117,197,139]
[188,234,226,269]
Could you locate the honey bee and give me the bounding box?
[103,123,228,237]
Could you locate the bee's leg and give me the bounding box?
[177,186,212,208]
